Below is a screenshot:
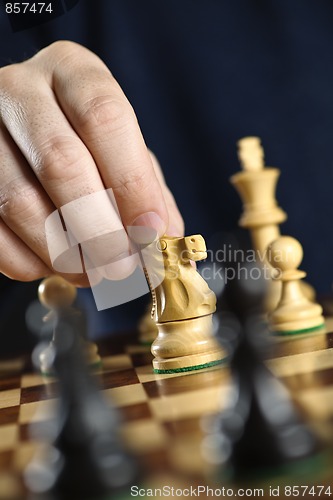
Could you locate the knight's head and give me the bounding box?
[157,234,207,263]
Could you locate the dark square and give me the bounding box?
[0,450,13,469]
[20,382,58,404]
[0,376,21,391]
[120,402,152,422]
[143,367,224,398]
[129,351,153,368]
[0,406,19,426]
[99,368,139,390]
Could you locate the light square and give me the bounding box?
[104,383,147,407]
[0,424,18,451]
[0,389,20,409]
[121,419,168,452]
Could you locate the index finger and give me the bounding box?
[37,42,169,237]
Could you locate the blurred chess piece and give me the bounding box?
[267,236,324,335]
[38,276,101,374]
[138,303,158,344]
[230,136,315,311]
[25,285,139,499]
[203,267,321,482]
[147,235,225,373]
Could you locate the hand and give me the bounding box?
[0,41,184,286]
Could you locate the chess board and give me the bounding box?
[0,322,333,500]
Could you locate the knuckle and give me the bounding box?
[0,179,42,222]
[48,40,77,53]
[77,96,134,136]
[29,41,89,76]
[114,167,151,196]
[38,40,80,62]
[34,135,84,182]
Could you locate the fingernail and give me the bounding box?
[128,212,166,244]
[102,254,140,280]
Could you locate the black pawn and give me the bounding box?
[221,320,317,479]
[26,284,138,499]
[210,268,319,481]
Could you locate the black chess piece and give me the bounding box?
[220,319,318,479]
[37,276,100,374]
[206,268,320,482]
[25,283,139,499]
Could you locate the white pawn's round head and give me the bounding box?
[267,236,303,273]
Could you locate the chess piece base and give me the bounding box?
[151,315,225,373]
[153,350,225,373]
[270,302,325,335]
[272,318,325,335]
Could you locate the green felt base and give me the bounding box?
[272,323,325,336]
[153,358,224,374]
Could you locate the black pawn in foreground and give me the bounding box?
[37,276,100,374]
[25,278,138,500]
[207,268,319,481]
[222,320,317,478]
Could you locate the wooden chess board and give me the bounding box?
[0,323,333,500]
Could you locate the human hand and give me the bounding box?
[0,41,184,286]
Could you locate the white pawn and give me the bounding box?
[267,236,324,335]
[230,137,315,312]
